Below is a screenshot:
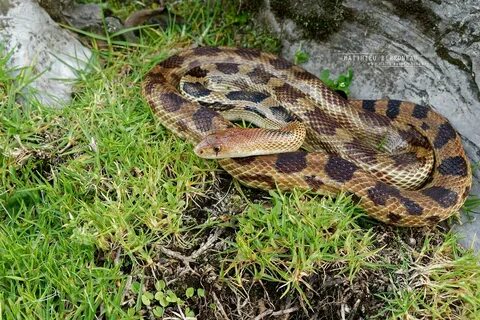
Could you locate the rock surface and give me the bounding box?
[0,0,92,107]
[259,0,480,250]
[62,2,103,30]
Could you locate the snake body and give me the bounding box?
[142,47,472,226]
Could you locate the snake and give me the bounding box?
[142,46,472,227]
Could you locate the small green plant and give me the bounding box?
[294,47,310,64]
[133,279,206,318]
[320,68,354,96]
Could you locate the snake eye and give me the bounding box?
[213,146,221,154]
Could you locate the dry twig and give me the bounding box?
[254,307,299,320]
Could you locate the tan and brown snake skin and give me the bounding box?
[142,47,472,226]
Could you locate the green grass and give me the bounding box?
[375,232,480,319]
[223,191,379,300]
[1,0,479,319]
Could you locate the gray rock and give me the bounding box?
[0,0,92,107]
[37,0,74,22]
[62,3,103,30]
[259,0,480,250]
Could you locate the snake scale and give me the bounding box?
[142,46,472,226]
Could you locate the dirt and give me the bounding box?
[93,171,452,319]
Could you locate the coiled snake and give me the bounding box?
[142,47,472,226]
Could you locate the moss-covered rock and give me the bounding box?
[386,0,440,38]
[38,0,74,22]
[270,0,347,40]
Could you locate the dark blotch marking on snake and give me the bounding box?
[433,122,457,149]
[325,156,358,183]
[159,55,185,68]
[368,182,397,206]
[192,106,219,132]
[234,47,262,59]
[225,91,270,103]
[362,100,376,112]
[412,104,429,119]
[386,100,401,120]
[274,151,308,174]
[272,83,307,103]
[367,182,424,215]
[294,69,317,81]
[143,75,164,97]
[159,92,187,112]
[215,63,239,75]
[388,212,402,224]
[269,57,294,70]
[247,67,272,84]
[187,66,208,78]
[438,156,468,177]
[422,186,458,208]
[304,175,324,190]
[304,107,339,135]
[193,47,222,56]
[401,198,424,215]
[421,122,430,131]
[182,82,212,97]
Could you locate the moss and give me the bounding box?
[37,0,74,22]
[386,0,440,39]
[435,45,469,73]
[237,0,265,13]
[270,0,347,40]
[0,0,14,16]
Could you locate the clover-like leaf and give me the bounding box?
[186,287,195,298]
[155,280,166,291]
[153,306,164,318]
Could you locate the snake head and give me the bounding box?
[194,127,281,159]
[194,123,305,159]
[194,130,237,159]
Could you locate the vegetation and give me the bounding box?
[0,0,479,319]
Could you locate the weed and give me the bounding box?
[320,68,354,96]
[293,46,310,64]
